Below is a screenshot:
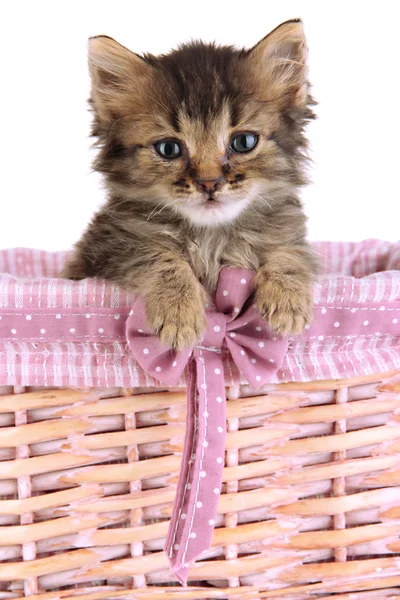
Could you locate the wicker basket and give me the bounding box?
[1,243,400,599]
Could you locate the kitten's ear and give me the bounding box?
[248,19,308,107]
[88,36,151,124]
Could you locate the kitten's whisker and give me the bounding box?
[103,199,132,218]
[146,201,165,222]
[146,197,178,221]
[154,199,178,217]
[256,194,273,211]
[243,191,273,213]
[250,205,262,219]
[248,191,273,211]
[242,193,262,219]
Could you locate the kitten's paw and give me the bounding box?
[255,278,313,336]
[146,289,207,351]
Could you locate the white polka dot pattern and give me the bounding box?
[1,252,398,585]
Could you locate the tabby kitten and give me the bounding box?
[62,19,318,350]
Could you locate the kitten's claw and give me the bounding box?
[255,278,313,336]
[146,289,207,351]
[157,319,206,350]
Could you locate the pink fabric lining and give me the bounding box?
[1,242,399,582]
[0,240,399,388]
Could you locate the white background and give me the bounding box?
[1,0,399,251]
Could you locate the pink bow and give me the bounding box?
[126,267,288,584]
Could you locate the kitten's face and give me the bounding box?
[90,21,314,227]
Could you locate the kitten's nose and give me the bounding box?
[195,176,224,194]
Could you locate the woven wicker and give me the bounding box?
[1,371,400,599]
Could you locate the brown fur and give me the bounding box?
[62,19,319,349]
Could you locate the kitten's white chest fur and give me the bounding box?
[186,227,261,290]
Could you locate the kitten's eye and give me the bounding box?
[230,133,258,153]
[155,140,182,159]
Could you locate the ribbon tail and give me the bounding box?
[172,564,190,587]
[165,357,197,584]
[166,349,226,585]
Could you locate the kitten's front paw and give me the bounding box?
[255,277,313,336]
[146,289,207,351]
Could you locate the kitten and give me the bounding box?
[62,19,318,350]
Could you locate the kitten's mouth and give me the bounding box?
[202,194,222,209]
[177,190,251,226]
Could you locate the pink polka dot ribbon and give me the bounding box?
[125,268,289,584]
